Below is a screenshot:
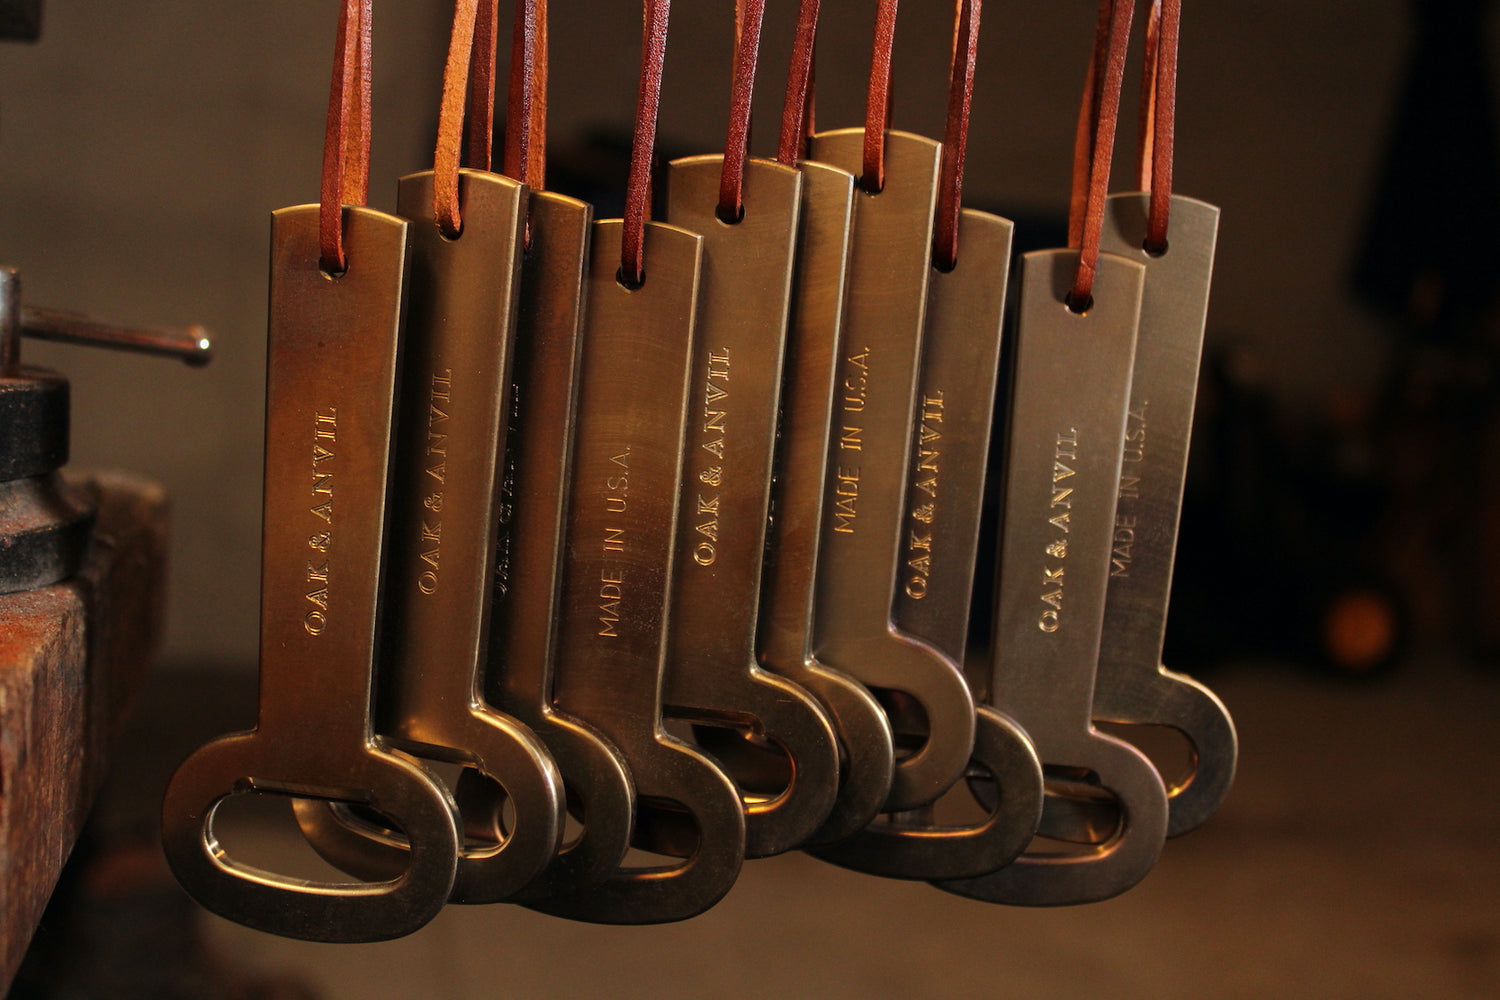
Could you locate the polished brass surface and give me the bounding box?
[806,128,976,812]
[658,154,839,858]
[483,190,636,900]
[935,248,1168,906]
[160,205,461,943]
[813,208,1043,879]
[292,170,566,903]
[526,219,746,924]
[749,159,895,845]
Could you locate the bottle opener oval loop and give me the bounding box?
[160,205,462,942]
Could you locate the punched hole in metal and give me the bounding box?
[1098,721,1197,796]
[624,796,703,867]
[208,788,410,885]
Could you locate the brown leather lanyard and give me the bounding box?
[434,0,483,237]
[1067,0,1136,310]
[777,0,821,166]
[717,0,767,221]
[318,0,372,273]
[932,0,981,272]
[1138,0,1180,253]
[620,0,671,287]
[434,0,546,236]
[501,0,547,189]
[861,0,899,192]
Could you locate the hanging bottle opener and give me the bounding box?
[292,0,566,904]
[526,0,747,924]
[709,0,897,847]
[477,0,637,902]
[936,0,1169,906]
[806,0,978,813]
[160,0,463,941]
[812,0,1044,881]
[652,0,840,859]
[1068,0,1236,840]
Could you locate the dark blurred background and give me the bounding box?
[2,2,1497,998]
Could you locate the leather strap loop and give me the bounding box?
[718,0,767,222]
[463,0,499,171]
[1139,0,1179,252]
[1067,0,1135,309]
[932,0,981,272]
[319,0,372,273]
[620,0,671,287]
[1067,0,1111,252]
[777,0,821,166]
[862,0,899,193]
[503,0,547,190]
[434,0,482,238]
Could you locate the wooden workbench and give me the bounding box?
[0,472,167,990]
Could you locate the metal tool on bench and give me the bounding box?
[812,0,1044,881]
[292,0,566,904]
[652,0,840,860]
[801,0,980,815]
[0,267,211,595]
[703,0,897,848]
[937,0,1169,906]
[162,0,465,942]
[524,0,746,924]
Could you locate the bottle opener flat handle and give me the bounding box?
[1090,192,1236,837]
[161,205,460,942]
[482,190,636,900]
[807,128,976,812]
[529,219,746,924]
[660,154,839,858]
[740,159,896,846]
[941,248,1168,906]
[814,208,1043,879]
[293,171,565,903]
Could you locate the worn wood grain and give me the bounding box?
[0,472,167,992]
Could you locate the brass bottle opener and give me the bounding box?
[1038,192,1235,840]
[479,190,637,901]
[812,207,1044,879]
[526,220,747,924]
[160,205,462,942]
[736,159,897,846]
[656,154,840,858]
[806,127,978,812]
[291,169,568,902]
[935,248,1169,906]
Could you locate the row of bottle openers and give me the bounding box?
[158,0,1238,942]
